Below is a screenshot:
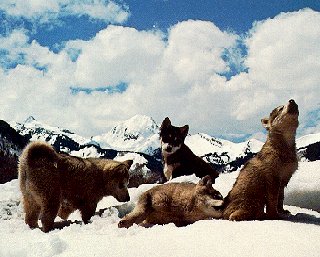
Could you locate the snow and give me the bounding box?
[93,115,159,154]
[1,161,320,257]
[70,146,102,158]
[185,133,264,161]
[296,132,320,148]
[13,117,90,146]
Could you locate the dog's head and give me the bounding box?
[194,176,224,218]
[261,99,299,135]
[160,117,189,154]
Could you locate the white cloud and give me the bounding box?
[245,8,320,91]
[0,0,130,24]
[163,20,237,84]
[68,25,165,87]
[236,8,320,132]
[0,9,320,139]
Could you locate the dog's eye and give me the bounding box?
[213,193,223,200]
[119,183,126,189]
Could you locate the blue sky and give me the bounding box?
[4,1,319,49]
[0,1,320,140]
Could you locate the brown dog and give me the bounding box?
[118,176,223,228]
[223,99,299,221]
[19,141,132,232]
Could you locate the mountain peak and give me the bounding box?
[24,116,36,123]
[120,115,158,132]
[93,115,160,154]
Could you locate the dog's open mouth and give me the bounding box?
[213,205,224,211]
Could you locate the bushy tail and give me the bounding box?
[20,141,59,169]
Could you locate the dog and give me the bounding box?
[160,117,219,182]
[118,175,223,228]
[19,141,132,232]
[223,99,299,221]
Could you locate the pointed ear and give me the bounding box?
[261,118,270,130]
[180,125,189,138]
[161,117,171,129]
[123,160,133,169]
[199,175,212,187]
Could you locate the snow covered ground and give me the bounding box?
[0,161,320,257]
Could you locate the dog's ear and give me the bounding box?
[123,160,133,169]
[180,125,189,138]
[199,175,212,187]
[161,117,171,129]
[261,118,270,130]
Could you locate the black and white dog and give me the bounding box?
[160,117,219,182]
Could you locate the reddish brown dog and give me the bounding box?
[19,141,132,232]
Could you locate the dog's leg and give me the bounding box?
[118,205,150,228]
[40,199,60,232]
[80,202,97,224]
[266,177,281,219]
[23,194,41,229]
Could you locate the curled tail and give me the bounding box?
[19,141,59,169]
[18,141,59,195]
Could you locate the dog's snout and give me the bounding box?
[166,146,172,152]
[289,99,295,104]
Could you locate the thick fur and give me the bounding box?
[223,100,299,221]
[160,117,219,182]
[118,176,223,228]
[19,141,133,232]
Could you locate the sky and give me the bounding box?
[0,0,320,141]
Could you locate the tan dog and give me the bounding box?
[19,141,132,232]
[118,176,223,228]
[223,99,299,221]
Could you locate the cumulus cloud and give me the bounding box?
[0,0,130,24]
[67,25,165,87]
[0,9,319,139]
[234,8,320,132]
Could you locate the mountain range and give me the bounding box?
[1,115,319,185]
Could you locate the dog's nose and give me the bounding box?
[289,99,295,104]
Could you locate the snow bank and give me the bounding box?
[0,162,320,257]
[285,161,320,212]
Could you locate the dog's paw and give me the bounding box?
[118,219,132,228]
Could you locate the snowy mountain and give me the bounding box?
[13,116,90,153]
[0,120,29,183]
[296,132,320,161]
[185,133,264,171]
[1,115,320,186]
[93,115,160,156]
[92,115,265,172]
[8,116,165,186]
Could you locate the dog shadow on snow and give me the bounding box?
[284,190,320,226]
[50,203,134,231]
[286,212,320,226]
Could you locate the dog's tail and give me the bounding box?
[19,141,59,169]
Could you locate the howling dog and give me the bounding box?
[160,117,219,182]
[223,99,299,221]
